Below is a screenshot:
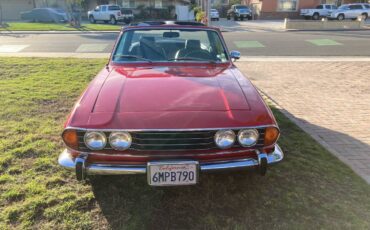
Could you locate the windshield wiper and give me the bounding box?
[114,55,152,63]
[168,57,216,64]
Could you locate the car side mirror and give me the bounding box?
[230,51,241,61]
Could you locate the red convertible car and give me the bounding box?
[59,21,283,186]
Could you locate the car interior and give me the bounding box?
[115,30,228,62]
[127,37,219,61]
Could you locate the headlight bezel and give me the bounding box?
[214,130,236,149]
[84,131,107,150]
[109,131,132,151]
[237,129,259,147]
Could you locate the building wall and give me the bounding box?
[1,0,34,20]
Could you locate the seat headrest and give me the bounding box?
[140,36,155,43]
[185,40,200,49]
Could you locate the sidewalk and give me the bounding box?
[236,61,370,184]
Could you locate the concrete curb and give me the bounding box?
[0,30,120,34]
[0,52,110,58]
[286,28,370,32]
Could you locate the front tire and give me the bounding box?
[234,15,238,21]
[312,13,319,20]
[89,16,96,24]
[337,14,344,21]
[110,16,117,25]
[361,13,368,21]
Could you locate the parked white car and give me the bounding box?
[328,3,370,21]
[88,5,133,24]
[210,9,220,21]
[300,4,337,20]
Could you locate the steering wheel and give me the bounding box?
[184,50,214,60]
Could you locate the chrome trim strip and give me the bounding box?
[72,148,255,157]
[132,142,214,146]
[65,124,279,132]
[58,144,284,175]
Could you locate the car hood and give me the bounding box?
[93,66,250,113]
[68,65,275,129]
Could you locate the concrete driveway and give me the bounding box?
[236,61,370,183]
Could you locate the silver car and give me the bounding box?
[328,4,370,20]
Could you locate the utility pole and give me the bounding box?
[0,1,2,26]
[202,0,210,25]
[206,0,210,25]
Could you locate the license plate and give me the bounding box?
[147,161,199,186]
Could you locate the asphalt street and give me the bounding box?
[0,30,369,56]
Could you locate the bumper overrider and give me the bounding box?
[58,144,284,181]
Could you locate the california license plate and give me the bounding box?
[147,161,199,186]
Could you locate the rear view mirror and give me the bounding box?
[163,32,180,38]
[230,50,241,61]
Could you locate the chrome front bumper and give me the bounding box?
[58,145,284,180]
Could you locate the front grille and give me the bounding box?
[76,128,265,152]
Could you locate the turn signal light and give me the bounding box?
[264,127,280,147]
[62,129,79,150]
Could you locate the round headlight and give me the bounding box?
[214,130,236,149]
[109,132,132,151]
[84,131,107,150]
[238,129,259,147]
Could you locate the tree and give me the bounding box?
[66,0,86,28]
[229,0,242,6]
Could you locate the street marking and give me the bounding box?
[234,41,265,48]
[76,43,108,52]
[306,39,342,46]
[0,45,29,53]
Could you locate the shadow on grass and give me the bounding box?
[90,170,270,229]
[89,109,370,229]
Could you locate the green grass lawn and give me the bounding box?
[0,22,122,31]
[0,57,370,229]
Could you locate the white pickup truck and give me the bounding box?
[300,4,337,20]
[88,5,134,25]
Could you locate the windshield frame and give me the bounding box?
[110,27,231,65]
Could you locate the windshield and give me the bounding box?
[51,8,65,13]
[113,29,229,63]
[109,5,121,10]
[338,5,349,10]
[235,5,249,10]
